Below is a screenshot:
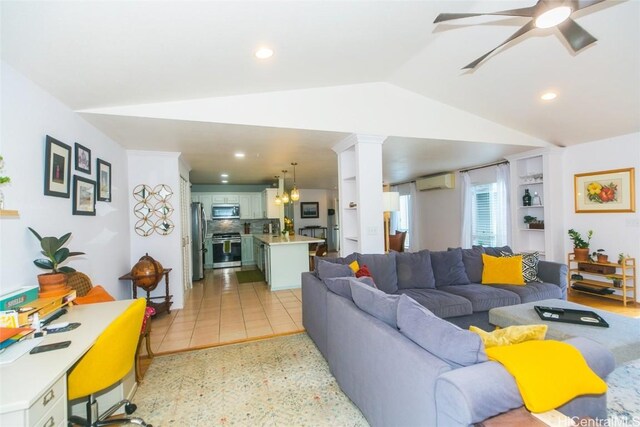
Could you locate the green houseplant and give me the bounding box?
[568,229,592,262]
[28,227,85,288]
[592,249,608,263]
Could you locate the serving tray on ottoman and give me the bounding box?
[534,305,609,328]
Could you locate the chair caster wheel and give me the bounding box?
[125,403,137,414]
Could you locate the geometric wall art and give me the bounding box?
[133,184,175,236]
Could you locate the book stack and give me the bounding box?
[0,326,34,351]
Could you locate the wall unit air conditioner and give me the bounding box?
[416,173,455,191]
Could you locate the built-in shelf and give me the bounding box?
[345,236,359,242]
[518,182,543,186]
[0,209,19,218]
[519,228,545,232]
[519,205,544,209]
[344,175,356,181]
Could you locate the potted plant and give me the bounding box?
[618,253,630,264]
[568,229,592,262]
[592,249,608,263]
[28,227,85,289]
[607,275,622,288]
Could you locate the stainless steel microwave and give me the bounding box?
[211,204,240,219]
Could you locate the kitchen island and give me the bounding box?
[253,234,324,291]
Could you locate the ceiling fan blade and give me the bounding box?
[557,18,597,52]
[434,6,537,23]
[463,21,536,69]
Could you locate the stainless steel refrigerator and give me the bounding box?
[191,202,206,281]
[327,208,339,252]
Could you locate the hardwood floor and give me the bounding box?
[568,291,640,318]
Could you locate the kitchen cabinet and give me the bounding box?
[212,194,239,204]
[262,188,280,219]
[239,195,252,219]
[199,194,215,217]
[204,237,214,269]
[251,193,263,218]
[254,237,264,272]
[241,235,255,265]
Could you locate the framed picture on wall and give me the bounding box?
[44,135,71,198]
[300,202,319,218]
[97,159,112,202]
[72,175,96,216]
[574,168,635,213]
[74,143,91,174]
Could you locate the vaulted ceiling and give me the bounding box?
[2,1,638,188]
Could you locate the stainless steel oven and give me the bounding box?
[212,232,242,268]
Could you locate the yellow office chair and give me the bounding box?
[67,298,151,427]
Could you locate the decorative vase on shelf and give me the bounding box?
[522,189,532,206]
[532,191,542,206]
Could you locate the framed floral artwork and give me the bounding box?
[44,135,71,198]
[574,168,635,213]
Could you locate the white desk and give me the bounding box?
[0,299,135,426]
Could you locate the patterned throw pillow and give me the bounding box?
[501,251,542,283]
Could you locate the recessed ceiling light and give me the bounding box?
[540,91,557,101]
[535,6,572,29]
[234,152,245,158]
[255,47,274,59]
[221,173,229,178]
[221,180,228,184]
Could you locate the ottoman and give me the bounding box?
[489,299,640,365]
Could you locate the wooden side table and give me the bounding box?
[119,268,173,316]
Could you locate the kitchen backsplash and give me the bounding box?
[207,218,280,236]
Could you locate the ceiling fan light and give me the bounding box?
[535,6,572,29]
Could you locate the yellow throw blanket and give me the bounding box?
[486,340,607,413]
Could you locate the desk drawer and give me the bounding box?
[33,395,65,427]
[29,376,65,426]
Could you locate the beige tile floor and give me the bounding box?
[143,267,304,356]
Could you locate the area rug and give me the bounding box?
[134,333,368,426]
[235,269,265,284]
[134,334,640,426]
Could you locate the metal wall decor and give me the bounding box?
[133,184,175,236]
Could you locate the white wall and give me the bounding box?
[415,180,462,251]
[126,150,187,309]
[0,62,131,298]
[562,133,640,300]
[292,189,330,232]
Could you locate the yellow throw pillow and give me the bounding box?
[349,260,360,273]
[470,324,548,348]
[481,253,525,285]
[486,340,607,413]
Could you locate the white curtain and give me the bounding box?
[495,163,511,246]
[390,185,400,234]
[408,182,421,252]
[460,171,472,248]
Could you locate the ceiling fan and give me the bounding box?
[434,0,609,69]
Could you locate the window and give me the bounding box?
[471,183,497,246]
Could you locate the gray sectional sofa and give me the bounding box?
[301,247,615,426]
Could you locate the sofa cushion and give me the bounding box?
[501,251,542,283]
[396,250,436,290]
[450,246,485,283]
[356,252,398,294]
[323,276,376,300]
[491,282,563,303]
[350,279,400,328]
[474,245,513,257]
[431,248,470,287]
[395,288,473,318]
[397,295,487,368]
[439,284,521,312]
[481,254,525,285]
[316,259,355,280]
[314,253,358,276]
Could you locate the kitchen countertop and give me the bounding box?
[253,234,323,246]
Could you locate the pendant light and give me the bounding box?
[290,162,300,202]
[281,170,290,204]
[274,175,282,205]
